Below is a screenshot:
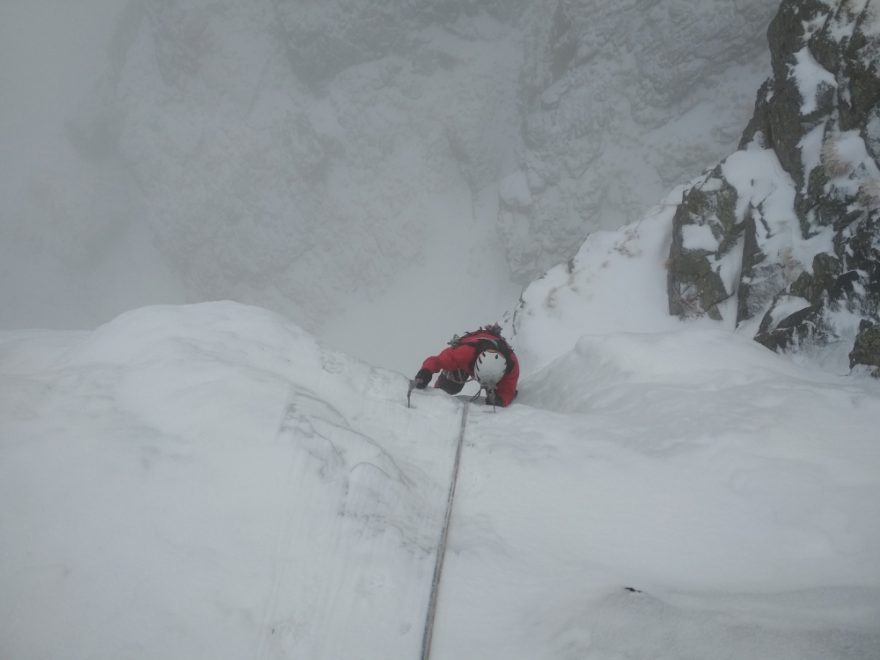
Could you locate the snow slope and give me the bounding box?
[439,328,880,659]
[0,303,463,659]
[2,299,879,659]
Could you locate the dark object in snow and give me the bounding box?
[849,320,880,376]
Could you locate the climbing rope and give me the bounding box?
[420,401,469,660]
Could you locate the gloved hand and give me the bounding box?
[485,389,499,406]
[413,368,432,389]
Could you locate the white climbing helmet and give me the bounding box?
[473,349,507,388]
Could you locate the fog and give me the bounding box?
[0,0,776,374]
[0,0,185,331]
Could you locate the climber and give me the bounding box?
[412,323,519,406]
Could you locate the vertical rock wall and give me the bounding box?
[666,0,880,372]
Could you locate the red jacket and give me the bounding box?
[421,332,519,406]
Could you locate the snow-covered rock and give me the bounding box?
[509,190,685,373]
[664,0,880,372]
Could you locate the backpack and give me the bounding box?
[448,326,515,375]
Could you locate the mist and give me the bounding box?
[0,0,777,374]
[0,0,185,331]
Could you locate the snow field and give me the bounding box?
[434,329,880,659]
[0,302,463,659]
[2,300,879,659]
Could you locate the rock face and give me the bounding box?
[666,0,880,371]
[501,0,778,281]
[274,0,528,88]
[850,319,880,373]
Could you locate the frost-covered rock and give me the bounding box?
[850,318,880,375]
[664,0,880,371]
[666,167,741,321]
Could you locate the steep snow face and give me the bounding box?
[0,302,465,659]
[510,188,686,374]
[4,0,775,372]
[3,302,879,659]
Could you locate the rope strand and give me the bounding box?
[420,401,469,660]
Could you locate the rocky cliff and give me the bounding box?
[502,0,777,280]
[665,0,880,372]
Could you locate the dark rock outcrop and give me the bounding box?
[666,0,880,371]
[667,167,741,320]
[850,319,880,375]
